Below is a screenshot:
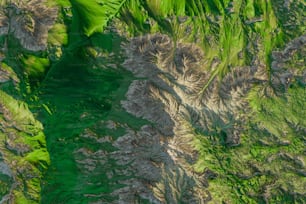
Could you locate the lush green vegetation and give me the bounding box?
[48,24,68,46]
[0,90,50,203]
[71,0,127,36]
[192,83,306,203]
[0,0,304,203]
[117,0,288,94]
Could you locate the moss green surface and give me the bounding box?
[0,91,50,203]
[0,0,305,203]
[71,0,127,36]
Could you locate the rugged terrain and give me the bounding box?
[0,0,305,203]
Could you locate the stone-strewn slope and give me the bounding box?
[0,0,57,51]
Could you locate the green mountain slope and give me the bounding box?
[0,0,305,203]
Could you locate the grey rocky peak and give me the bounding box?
[120,34,257,202]
[271,34,306,92]
[116,33,306,202]
[123,34,262,149]
[0,0,57,51]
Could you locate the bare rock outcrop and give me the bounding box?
[122,34,260,149]
[0,0,57,51]
[118,34,265,202]
[271,34,306,91]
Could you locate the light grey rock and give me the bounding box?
[0,0,57,51]
[0,161,12,177]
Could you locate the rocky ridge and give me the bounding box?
[111,33,306,203]
[0,0,57,51]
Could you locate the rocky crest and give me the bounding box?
[117,34,258,202]
[116,33,306,202]
[0,0,57,51]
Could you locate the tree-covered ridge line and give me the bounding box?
[0,0,305,203]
